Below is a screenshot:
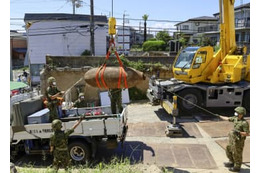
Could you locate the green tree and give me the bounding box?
[178,32,188,47]
[142,14,149,42]
[155,31,172,43]
[142,40,166,51]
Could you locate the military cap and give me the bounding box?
[234,106,246,115]
[52,119,62,130]
[47,76,56,84]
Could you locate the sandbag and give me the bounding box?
[84,67,146,89]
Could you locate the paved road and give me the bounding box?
[124,101,250,173]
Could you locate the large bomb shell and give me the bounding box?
[84,66,146,89]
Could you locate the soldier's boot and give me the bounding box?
[229,167,240,172]
[224,161,234,167]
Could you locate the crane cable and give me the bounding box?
[95,38,128,89]
[161,87,220,117]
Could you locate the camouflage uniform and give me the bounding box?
[74,93,88,108]
[50,120,74,171]
[46,77,62,122]
[226,108,249,170]
[46,86,60,122]
[108,88,123,114]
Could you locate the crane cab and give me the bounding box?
[173,46,214,84]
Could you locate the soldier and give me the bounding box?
[50,118,83,172]
[108,88,123,114]
[219,107,250,172]
[46,77,64,122]
[73,93,88,108]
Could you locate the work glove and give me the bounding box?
[232,129,240,136]
[214,114,220,117]
[79,114,85,121]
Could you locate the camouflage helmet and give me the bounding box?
[79,93,84,97]
[47,76,56,85]
[234,106,246,116]
[51,119,62,130]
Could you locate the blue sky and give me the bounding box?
[10,0,250,32]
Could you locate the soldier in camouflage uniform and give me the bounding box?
[219,107,250,172]
[50,118,83,172]
[46,77,64,122]
[108,88,123,114]
[73,93,88,108]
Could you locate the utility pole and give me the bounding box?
[90,0,95,56]
[10,37,13,81]
[71,0,82,14]
[72,0,75,14]
[122,11,129,54]
[123,12,125,54]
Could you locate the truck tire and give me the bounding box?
[243,90,250,113]
[177,89,203,115]
[68,141,91,164]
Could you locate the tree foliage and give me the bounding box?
[155,31,172,43]
[81,49,91,56]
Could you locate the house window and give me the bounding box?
[182,25,189,30]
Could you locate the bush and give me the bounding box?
[81,49,91,56]
[131,44,142,49]
[148,38,157,41]
[142,40,166,51]
[129,87,147,100]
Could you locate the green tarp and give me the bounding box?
[10,81,28,91]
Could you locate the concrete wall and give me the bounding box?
[46,55,175,68]
[40,56,173,104]
[40,66,101,104]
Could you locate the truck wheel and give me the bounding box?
[69,141,91,164]
[243,90,250,113]
[177,89,203,114]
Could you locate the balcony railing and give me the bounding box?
[198,25,218,33]
[198,17,250,33]
[235,18,250,28]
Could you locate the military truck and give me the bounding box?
[10,95,128,163]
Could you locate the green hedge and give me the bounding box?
[129,87,147,100]
[142,40,166,51]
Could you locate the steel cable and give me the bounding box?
[161,87,219,117]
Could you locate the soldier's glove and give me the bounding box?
[79,114,85,121]
[214,114,220,117]
[232,129,240,136]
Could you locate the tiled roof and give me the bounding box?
[175,16,218,26]
[24,13,108,23]
[189,16,218,21]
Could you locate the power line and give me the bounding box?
[116,17,183,23]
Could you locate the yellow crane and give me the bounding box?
[147,0,250,114]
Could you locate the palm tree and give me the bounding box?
[142,14,149,42]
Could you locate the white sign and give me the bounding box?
[100,89,130,106]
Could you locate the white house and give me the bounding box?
[174,3,250,49]
[213,3,250,46]
[24,13,108,85]
[116,26,131,55]
[174,16,218,44]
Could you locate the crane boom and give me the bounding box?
[220,0,236,58]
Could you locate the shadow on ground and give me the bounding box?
[14,141,155,168]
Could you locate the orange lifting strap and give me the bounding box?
[95,38,128,89]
